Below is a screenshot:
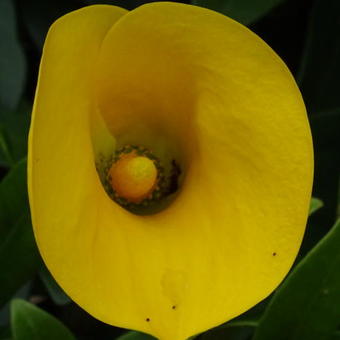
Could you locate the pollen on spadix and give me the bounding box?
[108,152,158,203]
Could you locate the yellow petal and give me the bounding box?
[29,3,313,340]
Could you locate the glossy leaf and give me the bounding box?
[39,265,71,306]
[0,159,29,238]
[0,125,13,166]
[0,0,26,110]
[191,0,285,25]
[0,283,31,328]
[0,215,40,308]
[254,219,340,340]
[11,299,75,340]
[0,160,40,307]
[0,102,31,168]
[309,197,323,215]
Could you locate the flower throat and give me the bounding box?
[97,145,181,214]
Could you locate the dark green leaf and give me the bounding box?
[0,160,41,307]
[117,331,156,340]
[199,326,253,340]
[0,0,26,110]
[39,265,71,306]
[191,0,285,25]
[0,283,31,327]
[0,215,40,308]
[254,219,340,340]
[0,159,29,238]
[309,197,323,215]
[0,102,31,168]
[298,0,340,113]
[0,126,13,166]
[11,299,75,340]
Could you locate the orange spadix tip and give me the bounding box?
[108,153,158,203]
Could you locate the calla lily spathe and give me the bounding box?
[28,3,313,340]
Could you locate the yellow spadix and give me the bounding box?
[109,152,158,203]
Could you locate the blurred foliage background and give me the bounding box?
[0,0,340,339]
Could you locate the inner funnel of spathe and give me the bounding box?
[90,93,197,214]
[91,20,200,214]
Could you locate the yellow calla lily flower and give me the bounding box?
[28,3,313,340]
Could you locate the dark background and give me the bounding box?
[0,0,339,339]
